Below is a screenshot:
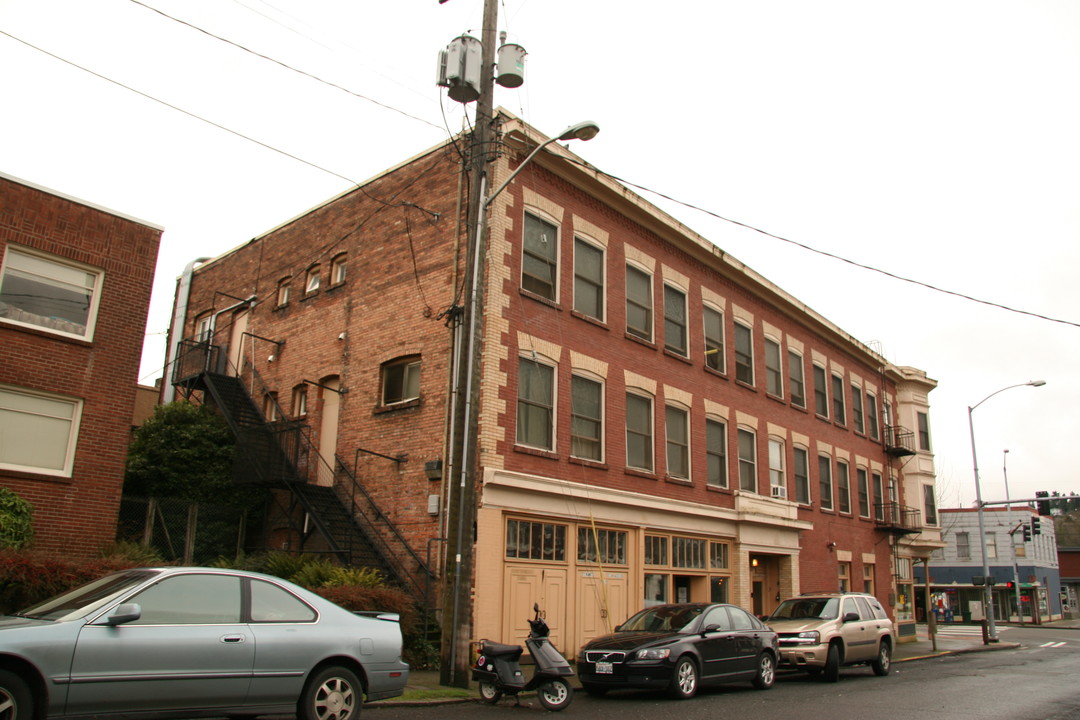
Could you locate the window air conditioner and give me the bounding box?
[771,486,788,500]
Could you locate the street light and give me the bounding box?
[968,380,1045,642]
[1003,449,1024,625]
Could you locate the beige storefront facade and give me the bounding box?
[473,468,812,658]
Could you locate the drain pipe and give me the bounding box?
[161,257,211,403]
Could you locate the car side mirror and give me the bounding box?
[842,612,860,623]
[702,623,722,636]
[103,603,142,626]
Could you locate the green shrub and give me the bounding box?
[0,488,34,550]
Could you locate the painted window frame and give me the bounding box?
[663,284,688,356]
[813,364,829,418]
[625,391,654,472]
[516,356,556,451]
[570,373,604,462]
[665,403,690,479]
[522,211,559,301]
[734,321,754,386]
[793,445,810,505]
[703,305,725,373]
[382,356,422,405]
[788,350,806,408]
[706,417,728,489]
[0,384,83,477]
[764,337,783,397]
[0,245,104,341]
[737,427,757,492]
[819,455,834,510]
[573,237,605,321]
[625,263,653,342]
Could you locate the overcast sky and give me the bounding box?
[2,0,1077,509]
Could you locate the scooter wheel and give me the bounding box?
[478,680,502,704]
[536,678,573,712]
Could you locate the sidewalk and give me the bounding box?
[378,619,1080,708]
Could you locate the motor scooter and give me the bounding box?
[473,603,575,711]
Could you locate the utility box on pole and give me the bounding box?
[437,35,483,103]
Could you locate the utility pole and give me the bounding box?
[440,0,499,688]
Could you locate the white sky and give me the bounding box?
[2,0,1077,509]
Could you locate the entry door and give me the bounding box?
[504,566,567,651]
[316,378,340,486]
[226,310,249,376]
[577,570,628,651]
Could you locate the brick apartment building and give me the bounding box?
[0,172,162,555]
[168,113,942,654]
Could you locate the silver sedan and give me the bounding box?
[0,566,409,720]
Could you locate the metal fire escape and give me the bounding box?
[171,338,435,605]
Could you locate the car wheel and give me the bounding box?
[752,652,776,690]
[822,643,841,683]
[536,678,573,712]
[871,641,892,676]
[582,683,608,697]
[667,656,698,700]
[298,666,362,720]
[477,680,502,704]
[0,670,34,720]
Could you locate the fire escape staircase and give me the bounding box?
[172,339,435,606]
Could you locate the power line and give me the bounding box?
[128,0,443,132]
[571,158,1080,330]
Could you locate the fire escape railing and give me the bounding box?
[171,339,435,603]
[874,501,922,535]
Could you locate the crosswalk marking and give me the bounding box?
[1040,641,1067,648]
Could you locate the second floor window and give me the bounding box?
[793,446,810,504]
[517,357,554,450]
[737,428,756,492]
[382,357,421,405]
[666,405,689,479]
[570,375,603,461]
[706,419,727,488]
[917,412,932,451]
[819,455,833,510]
[523,213,558,300]
[626,392,653,471]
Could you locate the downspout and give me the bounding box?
[161,257,211,403]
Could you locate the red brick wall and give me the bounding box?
[0,176,162,556]
[180,149,463,555]
[490,162,903,599]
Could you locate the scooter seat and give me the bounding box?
[479,640,523,658]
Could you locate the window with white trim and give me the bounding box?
[837,460,851,513]
[382,356,421,405]
[737,427,756,492]
[663,284,687,356]
[517,357,554,450]
[866,393,880,440]
[734,322,754,385]
[857,467,870,517]
[570,374,603,461]
[706,418,727,488]
[765,338,783,397]
[703,306,725,372]
[665,404,689,479]
[819,455,833,510]
[831,374,846,424]
[0,246,103,340]
[768,437,785,490]
[0,385,82,476]
[625,264,652,341]
[851,384,865,434]
[626,392,653,471]
[813,364,829,417]
[573,238,604,320]
[305,265,321,294]
[523,212,558,300]
[331,254,347,286]
[793,446,810,504]
[276,277,291,307]
[788,350,805,408]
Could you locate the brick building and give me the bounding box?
[0,172,162,555]
[169,114,942,654]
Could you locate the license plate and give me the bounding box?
[596,661,613,674]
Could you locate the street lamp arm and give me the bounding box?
[484,121,599,206]
[969,380,1047,413]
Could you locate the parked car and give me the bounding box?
[763,591,894,682]
[577,603,778,699]
[0,566,409,720]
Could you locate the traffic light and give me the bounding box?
[1023,523,1032,542]
[1005,581,1015,589]
[1036,490,1051,516]
[1032,517,1042,536]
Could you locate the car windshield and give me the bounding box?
[16,569,160,622]
[620,606,705,633]
[768,598,840,620]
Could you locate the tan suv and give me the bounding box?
[764,592,894,682]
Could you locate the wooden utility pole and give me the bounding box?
[440,0,499,688]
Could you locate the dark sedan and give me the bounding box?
[578,603,778,699]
